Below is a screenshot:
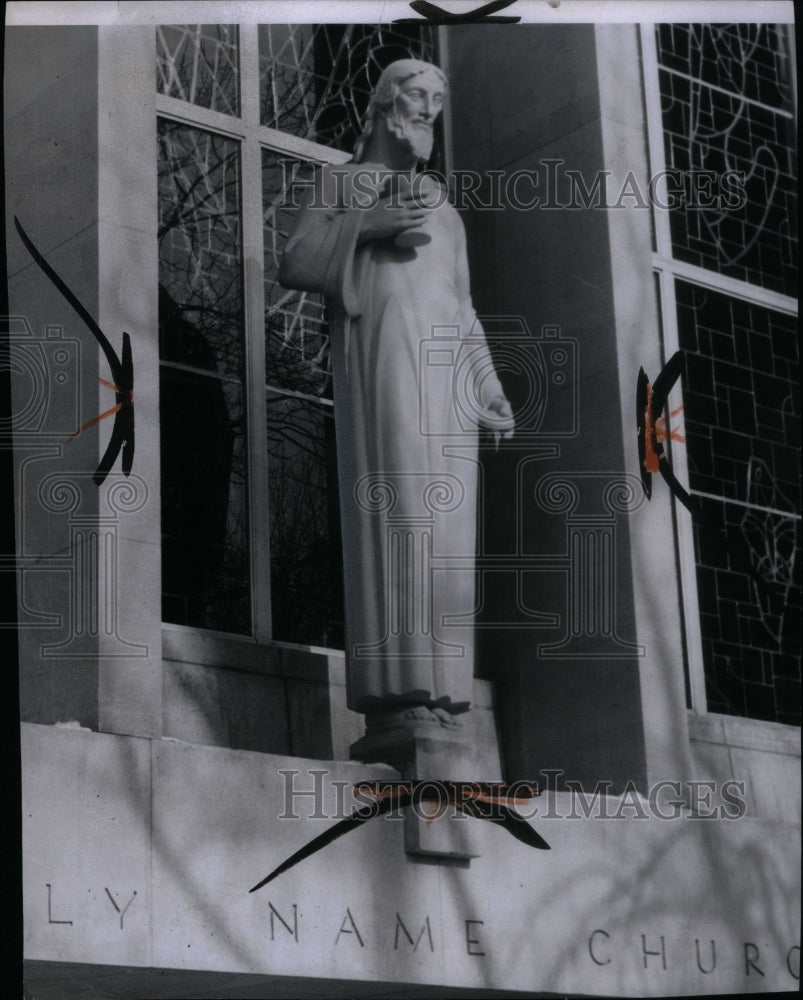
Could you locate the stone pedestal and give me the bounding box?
[351,718,480,861]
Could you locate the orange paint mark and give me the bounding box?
[356,783,414,801]
[655,404,685,445]
[643,383,660,473]
[355,781,537,811]
[643,383,684,473]
[68,377,133,442]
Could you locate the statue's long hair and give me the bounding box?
[352,59,447,164]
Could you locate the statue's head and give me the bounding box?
[353,59,447,164]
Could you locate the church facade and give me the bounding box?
[5,5,799,997]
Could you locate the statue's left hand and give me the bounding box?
[480,395,515,450]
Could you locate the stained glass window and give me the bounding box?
[676,281,800,723]
[650,22,799,724]
[158,120,250,633]
[656,24,797,296]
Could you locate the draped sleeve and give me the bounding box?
[278,164,364,318]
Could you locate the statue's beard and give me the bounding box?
[386,113,434,163]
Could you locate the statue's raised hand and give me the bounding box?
[357,188,431,245]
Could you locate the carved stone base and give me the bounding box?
[350,718,480,861]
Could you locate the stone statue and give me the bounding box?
[280,59,513,756]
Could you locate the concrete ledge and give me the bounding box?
[23,960,537,999]
[688,711,802,757]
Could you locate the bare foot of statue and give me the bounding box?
[431,706,463,729]
[399,705,463,729]
[400,705,437,723]
[366,704,465,731]
[404,705,463,729]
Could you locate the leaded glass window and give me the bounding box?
[655,24,797,296]
[646,23,799,724]
[676,281,800,724]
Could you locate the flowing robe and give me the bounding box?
[280,164,504,714]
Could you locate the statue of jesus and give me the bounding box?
[280,59,513,745]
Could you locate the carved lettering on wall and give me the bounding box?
[104,887,137,930]
[394,914,434,952]
[744,942,764,977]
[465,919,485,956]
[46,883,73,926]
[269,902,298,943]
[642,933,667,970]
[587,929,799,981]
[335,908,364,948]
[695,938,716,974]
[588,928,611,965]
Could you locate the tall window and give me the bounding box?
[643,23,799,724]
[156,24,439,645]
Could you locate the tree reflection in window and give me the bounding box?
[263,153,343,647]
[259,23,440,159]
[157,24,240,116]
[158,120,250,634]
[266,390,343,648]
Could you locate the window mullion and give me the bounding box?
[257,125,351,164]
[437,26,454,178]
[640,23,674,261]
[155,92,248,138]
[242,159,272,646]
[646,13,710,712]
[239,23,260,129]
[235,25,272,643]
[650,253,798,317]
[655,265,709,714]
[237,23,271,643]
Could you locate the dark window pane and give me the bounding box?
[158,122,245,379]
[266,391,343,648]
[677,282,800,508]
[656,24,797,296]
[656,23,794,111]
[676,280,800,723]
[157,24,240,116]
[158,119,250,632]
[161,369,250,634]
